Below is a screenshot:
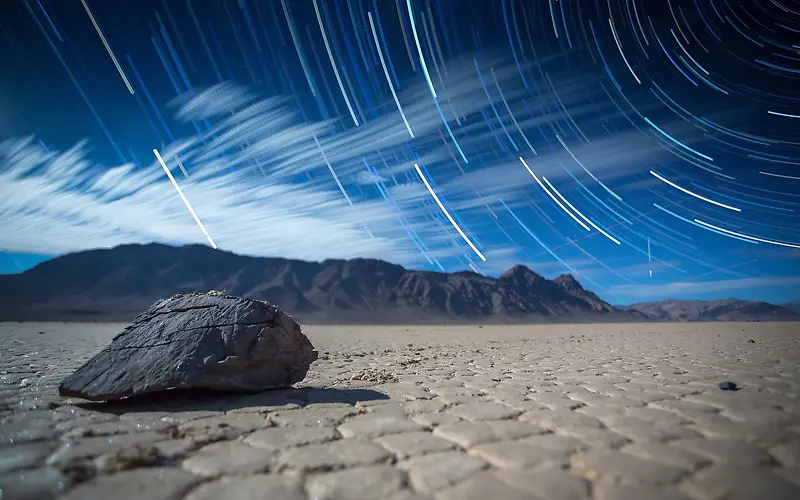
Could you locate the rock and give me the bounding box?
[59,291,318,401]
[747,339,755,343]
[718,381,738,391]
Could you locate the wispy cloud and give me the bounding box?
[0,135,428,262]
[606,276,800,301]
[0,53,689,275]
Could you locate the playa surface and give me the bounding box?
[1,321,799,499]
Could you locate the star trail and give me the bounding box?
[0,0,798,304]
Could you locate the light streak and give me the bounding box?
[609,16,642,84]
[3,251,25,272]
[406,0,437,98]
[690,182,794,212]
[556,135,622,201]
[280,0,318,97]
[185,0,222,81]
[21,0,125,162]
[650,170,741,212]
[671,28,708,74]
[501,0,528,88]
[694,219,800,249]
[768,110,800,119]
[759,171,800,180]
[631,0,649,45]
[559,0,572,47]
[492,68,536,154]
[314,135,373,238]
[434,96,468,163]
[172,155,190,179]
[368,12,414,137]
[548,0,560,38]
[644,117,714,161]
[80,0,135,95]
[312,0,359,126]
[414,164,486,261]
[425,4,447,79]
[420,10,446,91]
[371,1,403,89]
[653,203,755,244]
[543,176,622,245]
[365,159,432,264]
[656,34,698,86]
[475,58,518,151]
[34,0,62,42]
[565,166,632,224]
[545,73,590,144]
[346,0,372,74]
[519,157,590,232]
[500,199,579,274]
[394,0,416,70]
[153,149,217,249]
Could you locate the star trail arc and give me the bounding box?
[1,0,798,303]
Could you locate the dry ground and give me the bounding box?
[1,321,799,499]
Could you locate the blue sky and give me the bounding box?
[0,0,799,305]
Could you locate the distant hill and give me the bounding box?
[782,300,800,315]
[624,298,800,322]
[0,243,634,324]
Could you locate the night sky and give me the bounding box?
[1,0,799,305]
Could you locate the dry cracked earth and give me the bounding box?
[1,321,799,500]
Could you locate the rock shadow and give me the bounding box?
[72,386,390,416]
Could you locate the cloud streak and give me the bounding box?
[606,276,800,301]
[0,54,698,280]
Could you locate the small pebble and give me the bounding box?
[719,381,737,391]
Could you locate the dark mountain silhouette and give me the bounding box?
[1,244,795,324]
[0,243,631,323]
[624,298,800,322]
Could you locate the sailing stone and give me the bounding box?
[59,291,319,401]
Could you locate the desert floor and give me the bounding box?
[1,321,799,499]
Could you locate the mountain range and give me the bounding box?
[623,299,799,323]
[782,300,800,315]
[0,243,797,324]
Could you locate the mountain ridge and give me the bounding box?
[0,243,623,323]
[623,298,799,322]
[0,243,796,324]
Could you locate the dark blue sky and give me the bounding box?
[1,0,799,305]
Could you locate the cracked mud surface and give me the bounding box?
[1,321,799,499]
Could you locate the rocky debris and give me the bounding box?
[337,368,398,385]
[59,291,318,401]
[718,381,738,391]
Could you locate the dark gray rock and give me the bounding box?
[718,381,738,391]
[59,291,318,401]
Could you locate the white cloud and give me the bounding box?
[605,276,800,301]
[0,53,695,274]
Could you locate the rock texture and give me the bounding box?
[58,291,318,401]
